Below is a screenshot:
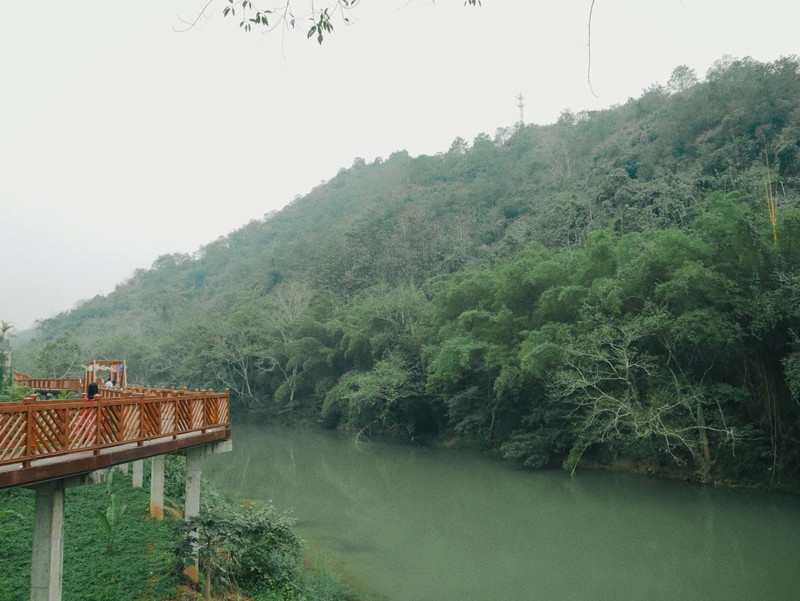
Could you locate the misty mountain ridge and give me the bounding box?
[31,56,800,340]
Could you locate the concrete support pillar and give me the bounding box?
[184,447,203,583]
[149,455,165,520]
[117,463,129,476]
[185,448,202,519]
[89,469,108,484]
[30,480,65,601]
[131,460,144,488]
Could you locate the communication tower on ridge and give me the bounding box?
[516,92,525,127]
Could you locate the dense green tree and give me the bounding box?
[667,65,698,94]
[37,331,83,378]
[0,321,12,392]
[551,313,740,481]
[323,351,426,437]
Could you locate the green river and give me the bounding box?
[206,425,800,601]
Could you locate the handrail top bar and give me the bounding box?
[0,391,230,411]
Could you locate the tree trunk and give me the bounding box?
[696,400,712,482]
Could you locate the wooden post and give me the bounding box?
[24,397,34,468]
[137,397,144,447]
[94,399,103,454]
[59,408,68,453]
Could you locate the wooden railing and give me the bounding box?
[12,371,83,393]
[0,389,230,468]
[117,386,208,397]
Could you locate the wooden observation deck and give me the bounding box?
[5,363,233,600]
[0,386,230,489]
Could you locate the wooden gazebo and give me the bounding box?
[84,359,127,391]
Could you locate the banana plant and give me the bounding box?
[96,469,127,554]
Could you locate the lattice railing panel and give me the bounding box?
[69,407,97,450]
[217,398,230,425]
[141,402,161,437]
[31,409,66,456]
[161,402,176,434]
[121,404,140,441]
[176,399,191,432]
[0,413,27,461]
[99,405,123,446]
[204,397,219,426]
[190,399,204,429]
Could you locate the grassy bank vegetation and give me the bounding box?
[0,460,357,601]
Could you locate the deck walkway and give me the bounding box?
[0,387,230,489]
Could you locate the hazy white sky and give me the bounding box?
[1,1,799,331]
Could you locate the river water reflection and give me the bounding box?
[205,425,800,601]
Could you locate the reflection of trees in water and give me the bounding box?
[218,427,389,534]
[206,425,800,601]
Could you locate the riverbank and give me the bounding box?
[302,544,386,601]
[0,464,359,601]
[306,415,800,494]
[391,427,800,495]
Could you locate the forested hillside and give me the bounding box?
[14,56,800,489]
